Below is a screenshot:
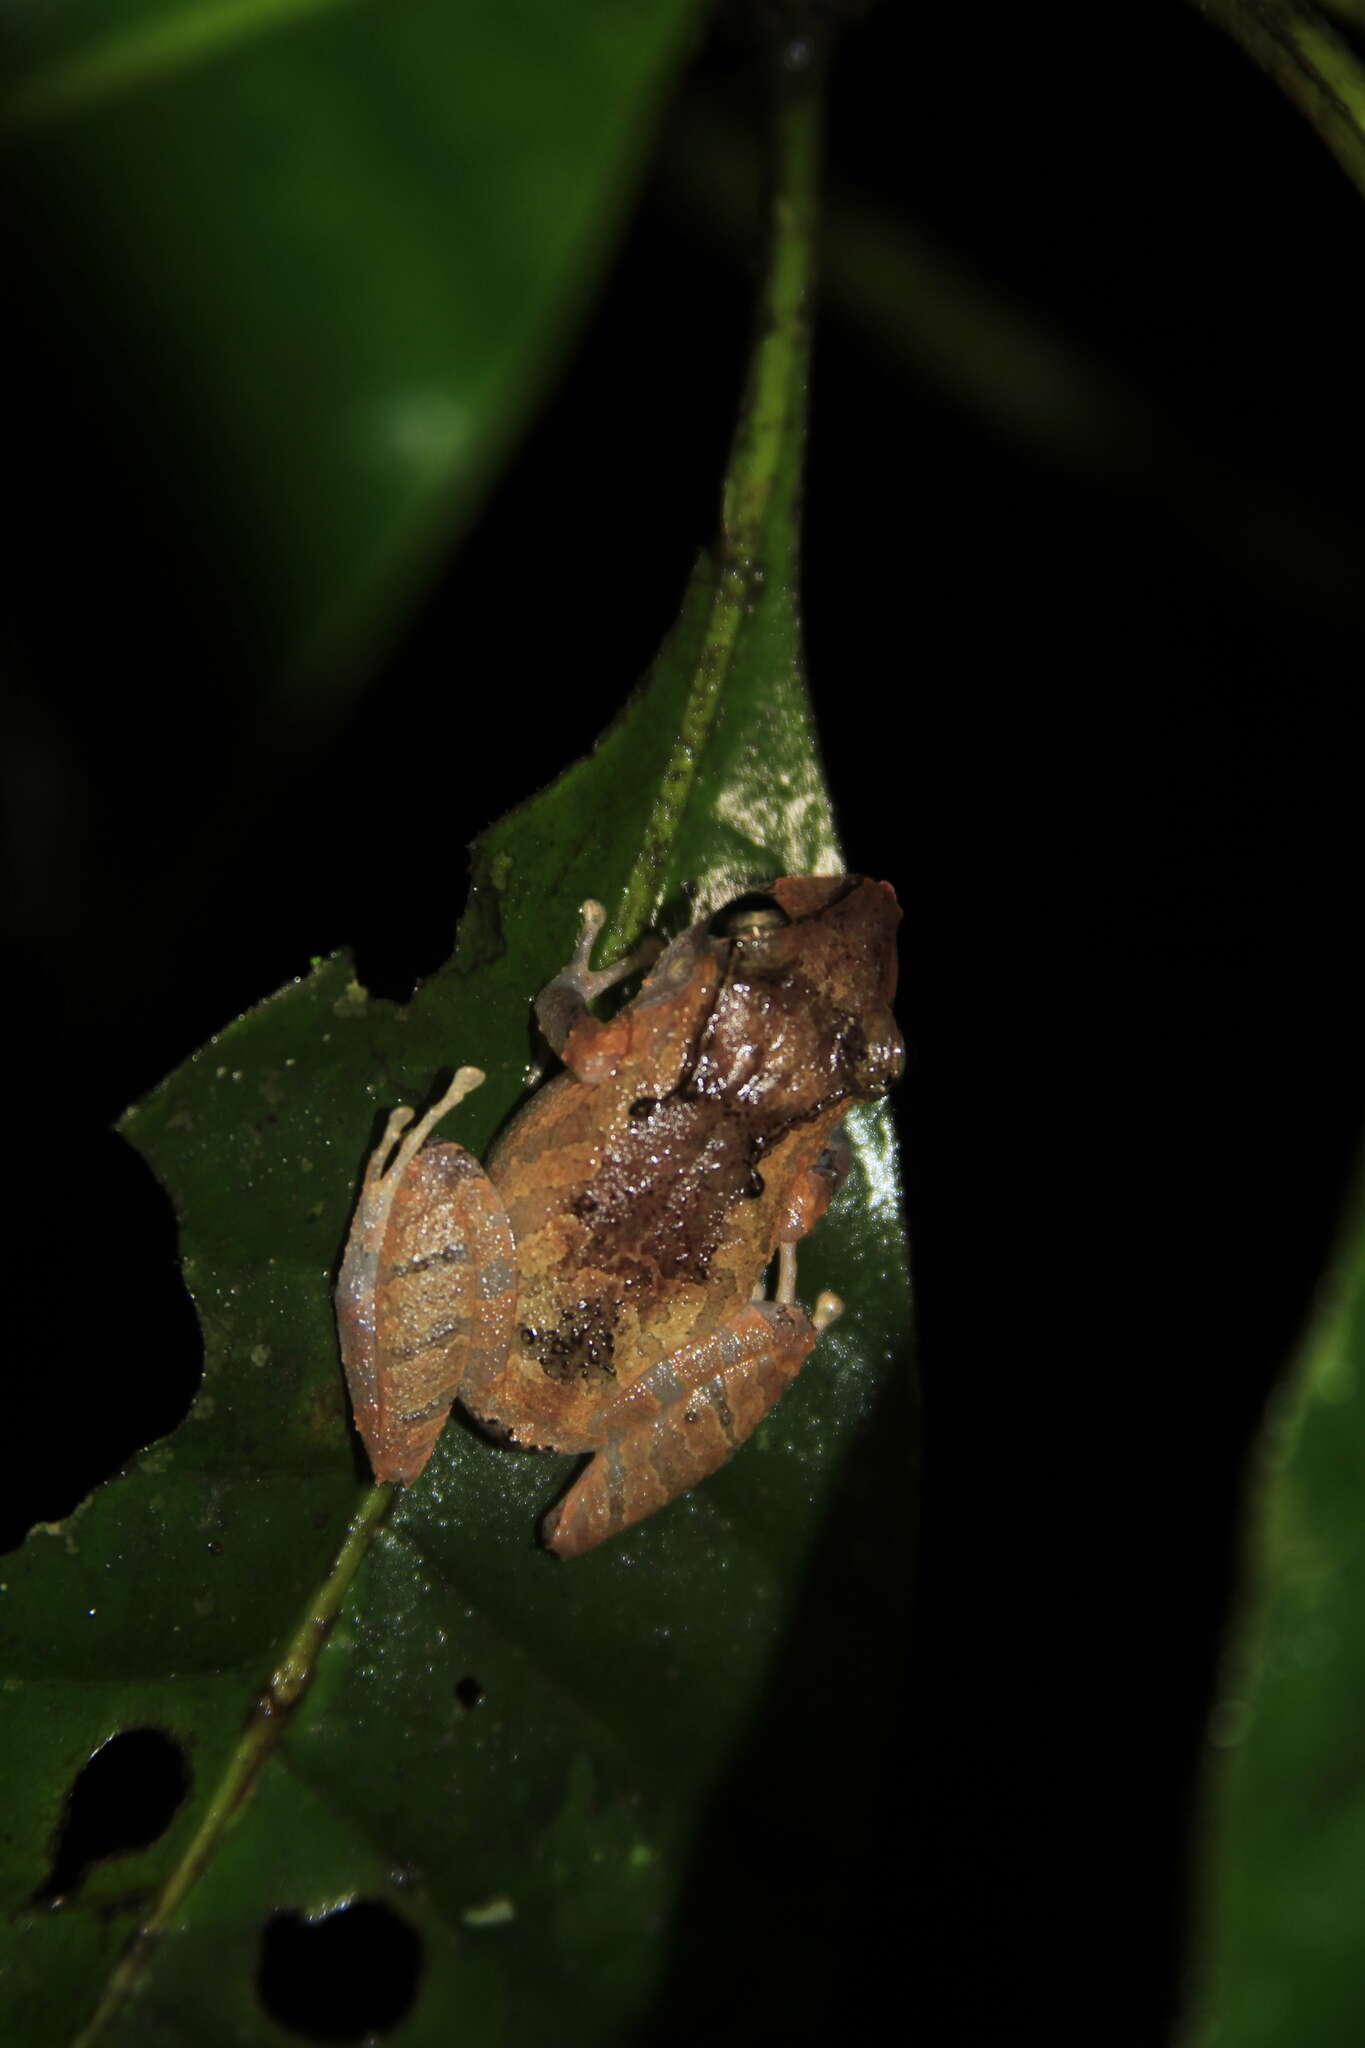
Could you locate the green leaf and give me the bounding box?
[0,58,913,2048]
[0,0,703,690]
[1185,1168,1365,2043]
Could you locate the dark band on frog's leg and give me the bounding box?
[384,1316,472,1363]
[604,1443,627,1527]
[399,1393,455,1427]
[347,1126,518,1488]
[704,1375,739,1446]
[386,1241,471,1279]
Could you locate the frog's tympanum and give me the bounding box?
[335,875,902,1557]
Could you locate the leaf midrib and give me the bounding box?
[70,50,825,2044]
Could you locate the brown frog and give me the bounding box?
[335,875,902,1557]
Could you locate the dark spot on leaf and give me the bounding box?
[570,1192,598,1217]
[33,1727,189,1906]
[628,1095,659,1120]
[455,1675,484,1710]
[745,1170,765,1198]
[258,1901,422,2041]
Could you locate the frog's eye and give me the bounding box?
[710,891,789,939]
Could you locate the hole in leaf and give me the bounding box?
[2,1136,202,1550]
[454,1675,484,1710]
[34,1726,189,1905]
[258,1901,422,2042]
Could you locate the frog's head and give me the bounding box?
[705,875,904,1118]
[779,875,904,1098]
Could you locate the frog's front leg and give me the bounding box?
[541,1287,830,1560]
[534,899,662,1066]
[335,1067,517,1486]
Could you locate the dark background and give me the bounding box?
[6,2,1365,2040]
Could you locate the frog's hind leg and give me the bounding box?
[540,1298,820,1560]
[336,1068,517,1488]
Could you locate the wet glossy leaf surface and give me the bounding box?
[0,685,911,2044]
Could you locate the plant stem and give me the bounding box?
[1189,0,1365,202]
[606,46,825,955]
[72,1484,394,2048]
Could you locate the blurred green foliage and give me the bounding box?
[1188,1172,1365,2045]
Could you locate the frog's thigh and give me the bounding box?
[541,1302,818,1559]
[344,1144,517,1486]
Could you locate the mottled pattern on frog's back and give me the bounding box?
[460,876,903,1454]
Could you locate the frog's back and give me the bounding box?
[462,1072,851,1451]
[459,874,904,1453]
